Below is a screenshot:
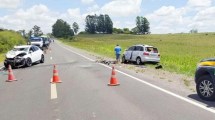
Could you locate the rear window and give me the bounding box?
[146,47,158,53]
[30,38,42,42]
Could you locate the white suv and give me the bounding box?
[122,44,160,65]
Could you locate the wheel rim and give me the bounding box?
[136,58,141,65]
[27,59,32,66]
[199,80,214,97]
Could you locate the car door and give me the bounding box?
[29,46,37,62]
[33,46,41,61]
[132,46,142,61]
[125,46,135,61]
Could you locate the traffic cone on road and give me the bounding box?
[50,64,62,83]
[108,66,120,86]
[6,65,17,82]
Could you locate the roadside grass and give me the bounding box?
[0,30,26,62]
[60,33,215,76]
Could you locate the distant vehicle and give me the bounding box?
[4,45,44,68]
[30,37,43,48]
[195,58,215,101]
[122,44,160,65]
[40,35,51,47]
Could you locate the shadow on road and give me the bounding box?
[188,94,215,108]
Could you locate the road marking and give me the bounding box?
[58,41,215,114]
[51,83,58,99]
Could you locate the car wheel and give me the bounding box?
[136,57,142,65]
[40,55,44,63]
[196,75,215,101]
[25,58,32,67]
[122,56,127,63]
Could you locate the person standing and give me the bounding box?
[114,44,121,63]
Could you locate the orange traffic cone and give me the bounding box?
[50,65,62,83]
[6,65,17,82]
[108,66,120,86]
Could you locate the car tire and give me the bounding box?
[136,57,142,65]
[122,55,127,63]
[40,55,44,63]
[25,58,32,67]
[196,75,215,101]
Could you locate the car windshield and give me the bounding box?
[13,47,28,52]
[30,38,41,42]
[146,47,158,53]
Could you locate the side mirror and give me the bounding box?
[125,49,128,51]
[29,50,33,53]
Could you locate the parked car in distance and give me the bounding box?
[40,35,51,48]
[29,37,43,48]
[195,58,215,101]
[4,45,44,68]
[122,44,160,65]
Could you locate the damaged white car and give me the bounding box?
[4,45,44,68]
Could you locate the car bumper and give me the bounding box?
[4,58,26,67]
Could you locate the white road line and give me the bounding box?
[58,41,215,114]
[51,83,58,99]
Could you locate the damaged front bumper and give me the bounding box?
[4,57,26,68]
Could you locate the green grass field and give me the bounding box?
[61,33,215,76]
[0,31,26,62]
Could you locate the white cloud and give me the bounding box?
[0,0,22,9]
[0,4,56,33]
[187,0,212,7]
[81,0,94,4]
[146,6,189,33]
[101,0,142,17]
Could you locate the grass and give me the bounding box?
[60,33,215,76]
[0,30,26,62]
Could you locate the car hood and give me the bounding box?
[6,51,27,58]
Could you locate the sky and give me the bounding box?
[0,0,215,34]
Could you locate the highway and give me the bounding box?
[0,41,215,120]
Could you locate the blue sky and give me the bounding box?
[0,0,215,34]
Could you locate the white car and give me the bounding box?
[4,45,44,68]
[122,44,160,65]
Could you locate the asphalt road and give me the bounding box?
[0,41,215,120]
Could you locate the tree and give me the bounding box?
[28,30,33,38]
[104,14,113,34]
[32,25,43,37]
[72,22,79,35]
[135,16,150,34]
[52,19,74,38]
[190,29,198,33]
[85,15,97,34]
[85,14,113,34]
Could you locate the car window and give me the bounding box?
[30,38,42,42]
[30,46,35,52]
[128,46,135,51]
[136,46,143,51]
[33,46,39,51]
[146,47,158,53]
[13,47,28,52]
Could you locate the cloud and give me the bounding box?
[100,0,142,17]
[0,4,56,33]
[187,0,212,7]
[146,6,189,33]
[81,0,94,4]
[0,0,22,9]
